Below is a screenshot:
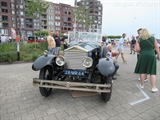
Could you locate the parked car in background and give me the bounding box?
[28,36,45,43]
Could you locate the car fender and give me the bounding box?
[98,57,115,76]
[32,54,56,71]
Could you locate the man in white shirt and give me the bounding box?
[115,33,127,62]
[0,34,6,43]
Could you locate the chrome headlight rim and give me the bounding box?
[82,57,93,68]
[55,55,65,66]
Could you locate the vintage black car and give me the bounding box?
[32,42,115,102]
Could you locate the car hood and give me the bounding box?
[65,42,101,52]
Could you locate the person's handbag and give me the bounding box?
[146,39,157,54]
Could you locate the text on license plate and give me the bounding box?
[64,70,85,76]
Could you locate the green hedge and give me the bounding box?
[0,42,48,63]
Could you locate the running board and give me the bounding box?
[33,78,111,93]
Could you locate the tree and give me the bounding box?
[34,30,48,36]
[74,4,95,31]
[25,0,49,31]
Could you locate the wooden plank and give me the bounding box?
[33,78,111,93]
[33,78,111,87]
[33,84,110,93]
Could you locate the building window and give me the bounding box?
[12,17,15,22]
[2,9,8,13]
[11,3,14,9]
[0,16,1,21]
[21,23,24,28]
[20,5,23,9]
[55,22,60,26]
[48,15,53,20]
[11,10,15,14]
[27,31,32,37]
[56,27,60,30]
[16,5,18,9]
[10,0,14,2]
[0,29,8,35]
[12,23,16,28]
[20,0,23,4]
[98,12,101,15]
[20,11,24,15]
[1,2,7,7]
[0,22,2,28]
[20,18,24,22]
[55,16,60,20]
[2,16,8,21]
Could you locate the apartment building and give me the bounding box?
[77,0,103,32]
[0,0,103,37]
[0,0,12,36]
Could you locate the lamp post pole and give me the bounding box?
[73,0,77,39]
[130,17,136,38]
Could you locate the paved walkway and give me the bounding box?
[0,47,160,120]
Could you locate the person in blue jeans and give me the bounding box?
[54,31,61,55]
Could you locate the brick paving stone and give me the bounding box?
[85,108,98,116]
[65,107,78,115]
[126,109,139,117]
[86,115,101,120]
[54,111,68,120]
[46,107,58,115]
[75,105,87,112]
[96,111,110,120]
[109,116,122,120]
[7,106,20,113]
[33,110,47,119]
[1,113,15,120]
[76,111,89,120]
[118,112,132,120]
[38,104,50,110]
[21,114,35,120]
[43,114,57,120]
[138,113,154,120]
[65,115,80,120]
[14,110,27,118]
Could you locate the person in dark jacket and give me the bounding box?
[53,31,61,55]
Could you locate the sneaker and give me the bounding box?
[139,84,144,89]
[144,78,148,82]
[138,78,148,82]
[123,60,127,63]
[151,87,158,93]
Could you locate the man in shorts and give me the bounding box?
[115,33,127,62]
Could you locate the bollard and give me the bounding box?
[17,42,20,61]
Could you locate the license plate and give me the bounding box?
[64,69,85,76]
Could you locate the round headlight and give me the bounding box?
[56,55,65,66]
[82,57,93,68]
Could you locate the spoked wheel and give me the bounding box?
[101,76,113,102]
[39,66,52,97]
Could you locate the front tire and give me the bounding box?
[39,66,52,97]
[101,76,112,102]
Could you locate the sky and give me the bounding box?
[44,0,160,39]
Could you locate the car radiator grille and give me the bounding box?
[64,51,88,70]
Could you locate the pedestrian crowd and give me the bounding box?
[103,28,160,93]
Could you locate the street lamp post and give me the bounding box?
[130,17,137,38]
[73,0,77,39]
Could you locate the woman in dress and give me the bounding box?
[134,28,160,92]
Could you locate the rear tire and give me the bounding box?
[39,66,52,97]
[101,76,112,102]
